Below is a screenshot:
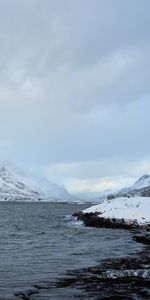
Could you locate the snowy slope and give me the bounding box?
[132,174,150,189]
[84,197,150,225]
[108,174,150,199]
[0,162,73,202]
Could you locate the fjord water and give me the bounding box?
[0,202,143,299]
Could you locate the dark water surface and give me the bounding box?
[0,202,145,299]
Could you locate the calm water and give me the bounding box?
[0,202,143,299]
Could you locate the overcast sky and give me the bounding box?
[0,0,150,193]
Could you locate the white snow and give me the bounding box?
[0,162,74,202]
[115,174,150,197]
[132,174,150,189]
[83,197,150,225]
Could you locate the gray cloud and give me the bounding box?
[0,0,150,190]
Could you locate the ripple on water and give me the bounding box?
[0,201,145,300]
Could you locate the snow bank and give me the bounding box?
[83,197,150,225]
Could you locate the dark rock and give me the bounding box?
[72,212,81,217]
[107,194,115,200]
[72,211,84,219]
[74,212,142,230]
[133,234,150,245]
[55,250,150,299]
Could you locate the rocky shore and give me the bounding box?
[133,234,150,245]
[73,212,150,233]
[56,250,150,299]
[73,211,150,231]
[73,197,150,246]
[15,250,150,300]
[70,200,150,299]
[73,211,150,246]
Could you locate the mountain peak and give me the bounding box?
[107,173,150,200]
[135,174,150,182]
[133,174,150,189]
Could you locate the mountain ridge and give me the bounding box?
[0,162,73,202]
[107,174,150,200]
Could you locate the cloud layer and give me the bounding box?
[0,0,150,191]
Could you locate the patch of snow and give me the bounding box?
[83,197,150,225]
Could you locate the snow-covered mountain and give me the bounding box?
[0,162,73,202]
[132,174,150,190]
[107,174,150,199]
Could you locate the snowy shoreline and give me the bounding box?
[74,197,150,231]
[84,197,150,226]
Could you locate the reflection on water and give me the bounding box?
[0,202,145,299]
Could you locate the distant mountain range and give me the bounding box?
[107,174,150,199]
[0,162,73,202]
[0,161,150,202]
